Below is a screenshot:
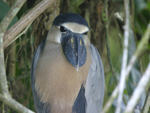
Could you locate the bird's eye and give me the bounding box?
[83,32,88,35]
[60,26,67,34]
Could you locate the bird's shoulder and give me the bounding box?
[31,39,46,74]
[31,39,49,113]
[85,43,105,113]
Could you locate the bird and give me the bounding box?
[31,13,105,113]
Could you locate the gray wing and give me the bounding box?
[31,40,48,113]
[85,44,105,113]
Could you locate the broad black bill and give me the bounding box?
[61,33,87,69]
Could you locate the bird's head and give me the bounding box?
[49,13,90,71]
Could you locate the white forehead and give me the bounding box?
[61,22,89,34]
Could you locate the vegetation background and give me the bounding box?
[0,0,150,113]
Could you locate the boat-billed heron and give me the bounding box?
[31,13,105,113]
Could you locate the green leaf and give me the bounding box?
[0,0,18,29]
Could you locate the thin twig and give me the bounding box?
[0,93,34,113]
[0,0,26,96]
[101,23,150,113]
[6,21,33,48]
[116,0,130,112]
[3,0,56,49]
[11,71,30,83]
[124,63,150,113]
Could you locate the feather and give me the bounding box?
[85,44,105,113]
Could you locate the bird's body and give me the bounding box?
[31,13,105,113]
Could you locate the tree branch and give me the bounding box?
[101,23,150,113]
[0,0,26,96]
[0,0,34,112]
[116,0,130,112]
[3,0,56,49]
[0,0,57,112]
[0,93,34,113]
[124,63,150,113]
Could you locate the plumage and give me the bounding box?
[53,13,89,28]
[31,13,105,113]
